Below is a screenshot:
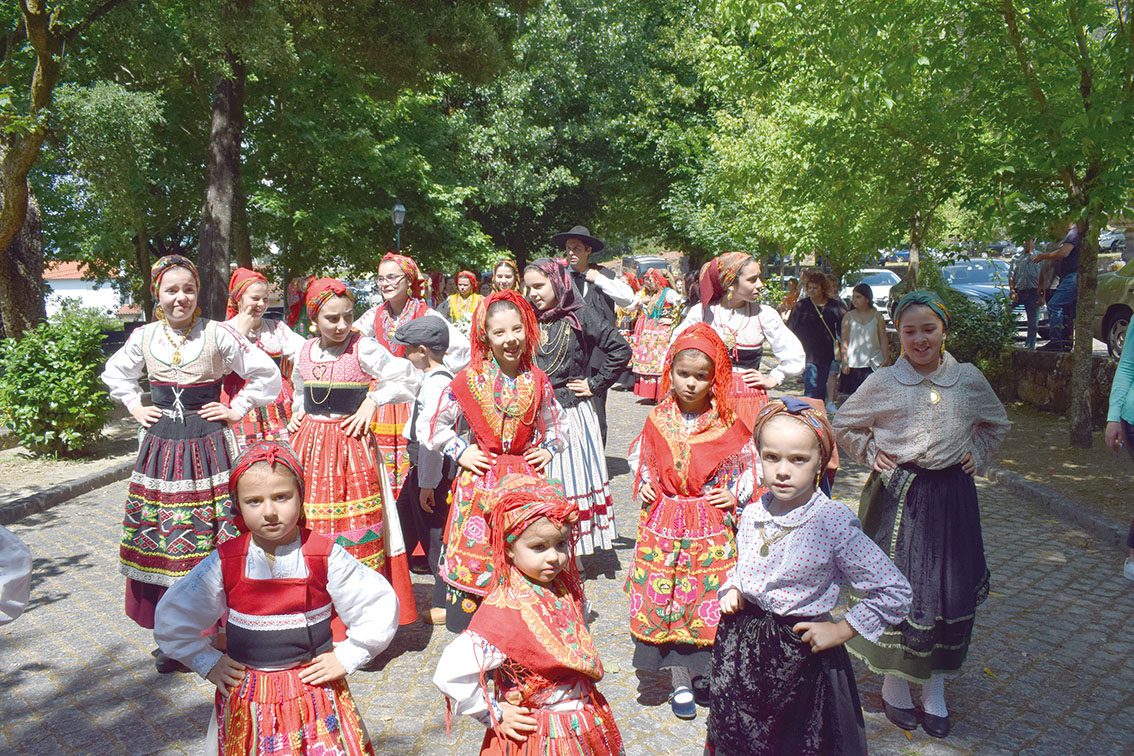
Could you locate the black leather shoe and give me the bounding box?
[882,701,919,731]
[154,652,190,674]
[922,712,951,738]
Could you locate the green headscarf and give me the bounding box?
[894,289,951,330]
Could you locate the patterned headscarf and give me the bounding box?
[150,255,199,300]
[492,258,520,291]
[468,289,541,370]
[285,275,314,327]
[486,473,580,593]
[226,267,269,319]
[524,257,584,331]
[643,268,670,292]
[228,441,305,533]
[305,277,354,321]
[698,252,755,316]
[381,252,426,299]
[894,289,951,330]
[752,396,836,473]
[658,323,735,425]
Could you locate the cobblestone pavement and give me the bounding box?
[2,389,1133,754]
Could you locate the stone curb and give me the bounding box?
[0,459,134,526]
[984,465,1127,548]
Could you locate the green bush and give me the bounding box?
[0,303,114,456]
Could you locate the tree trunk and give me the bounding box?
[0,192,46,338]
[1068,218,1097,448]
[908,211,924,288]
[197,51,247,319]
[133,230,153,319]
[232,182,253,269]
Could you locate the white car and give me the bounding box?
[839,268,901,315]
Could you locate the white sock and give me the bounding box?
[921,673,948,717]
[881,674,913,709]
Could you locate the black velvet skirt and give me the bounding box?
[847,463,989,682]
[706,602,866,756]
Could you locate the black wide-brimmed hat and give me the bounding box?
[551,225,605,253]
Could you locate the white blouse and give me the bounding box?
[222,317,307,362]
[724,491,911,642]
[290,336,422,417]
[671,303,805,386]
[357,305,471,372]
[154,534,399,678]
[434,631,589,726]
[832,354,1010,471]
[101,320,282,417]
[0,526,31,626]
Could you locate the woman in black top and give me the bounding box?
[524,258,631,556]
[789,269,845,404]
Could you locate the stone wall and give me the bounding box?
[1011,349,1115,426]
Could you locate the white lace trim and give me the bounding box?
[227,603,333,631]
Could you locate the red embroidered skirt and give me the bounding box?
[370,401,411,501]
[479,688,622,756]
[230,401,292,450]
[730,373,768,430]
[217,667,374,755]
[626,492,737,647]
[442,454,536,596]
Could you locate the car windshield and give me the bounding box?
[941,260,1008,285]
[847,271,899,286]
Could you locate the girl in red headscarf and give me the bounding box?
[671,252,805,429]
[102,256,281,658]
[423,289,567,632]
[626,324,758,720]
[434,473,623,756]
[221,267,307,448]
[155,441,399,755]
[285,277,422,625]
[439,270,485,336]
[357,253,470,504]
[629,267,684,401]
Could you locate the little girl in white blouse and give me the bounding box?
[707,397,911,756]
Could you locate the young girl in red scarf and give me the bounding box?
[439,269,485,336]
[629,268,683,401]
[155,441,398,755]
[434,473,623,756]
[222,267,307,448]
[626,324,757,720]
[357,253,470,503]
[425,289,567,632]
[286,277,421,625]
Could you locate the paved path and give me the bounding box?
[2,389,1132,754]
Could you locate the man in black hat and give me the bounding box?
[552,225,634,443]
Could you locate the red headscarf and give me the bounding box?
[524,257,584,331]
[226,267,269,319]
[659,323,736,425]
[485,473,581,592]
[285,275,313,327]
[468,289,541,370]
[698,252,755,316]
[455,270,479,289]
[381,252,426,299]
[150,254,199,300]
[643,268,670,292]
[228,441,306,533]
[305,277,354,321]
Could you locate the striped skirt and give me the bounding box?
[547,401,616,555]
[217,667,374,755]
[121,414,239,626]
[479,687,622,756]
[291,415,416,625]
[230,401,291,450]
[370,401,411,501]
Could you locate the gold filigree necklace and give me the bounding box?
[160,310,201,366]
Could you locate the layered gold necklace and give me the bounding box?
[160,310,201,366]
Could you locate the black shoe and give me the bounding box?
[408,558,432,576]
[882,701,919,731]
[154,652,190,674]
[922,712,951,738]
[691,676,711,707]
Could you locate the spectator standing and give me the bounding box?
[1034,222,1081,351]
[1009,240,1051,350]
[789,269,844,411]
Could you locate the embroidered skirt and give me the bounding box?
[706,602,866,756]
[846,463,989,683]
[121,414,239,627]
[626,493,735,649]
[546,401,616,554]
[479,688,623,756]
[729,373,768,431]
[630,318,672,401]
[291,415,417,625]
[230,401,291,450]
[217,667,374,755]
[370,401,412,501]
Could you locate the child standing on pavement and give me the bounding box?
[434,474,623,755]
[708,398,911,756]
[391,317,457,625]
[155,441,398,755]
[626,324,757,720]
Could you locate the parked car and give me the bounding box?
[1094,259,1134,359]
[1099,228,1127,252]
[622,255,669,279]
[839,268,901,316]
